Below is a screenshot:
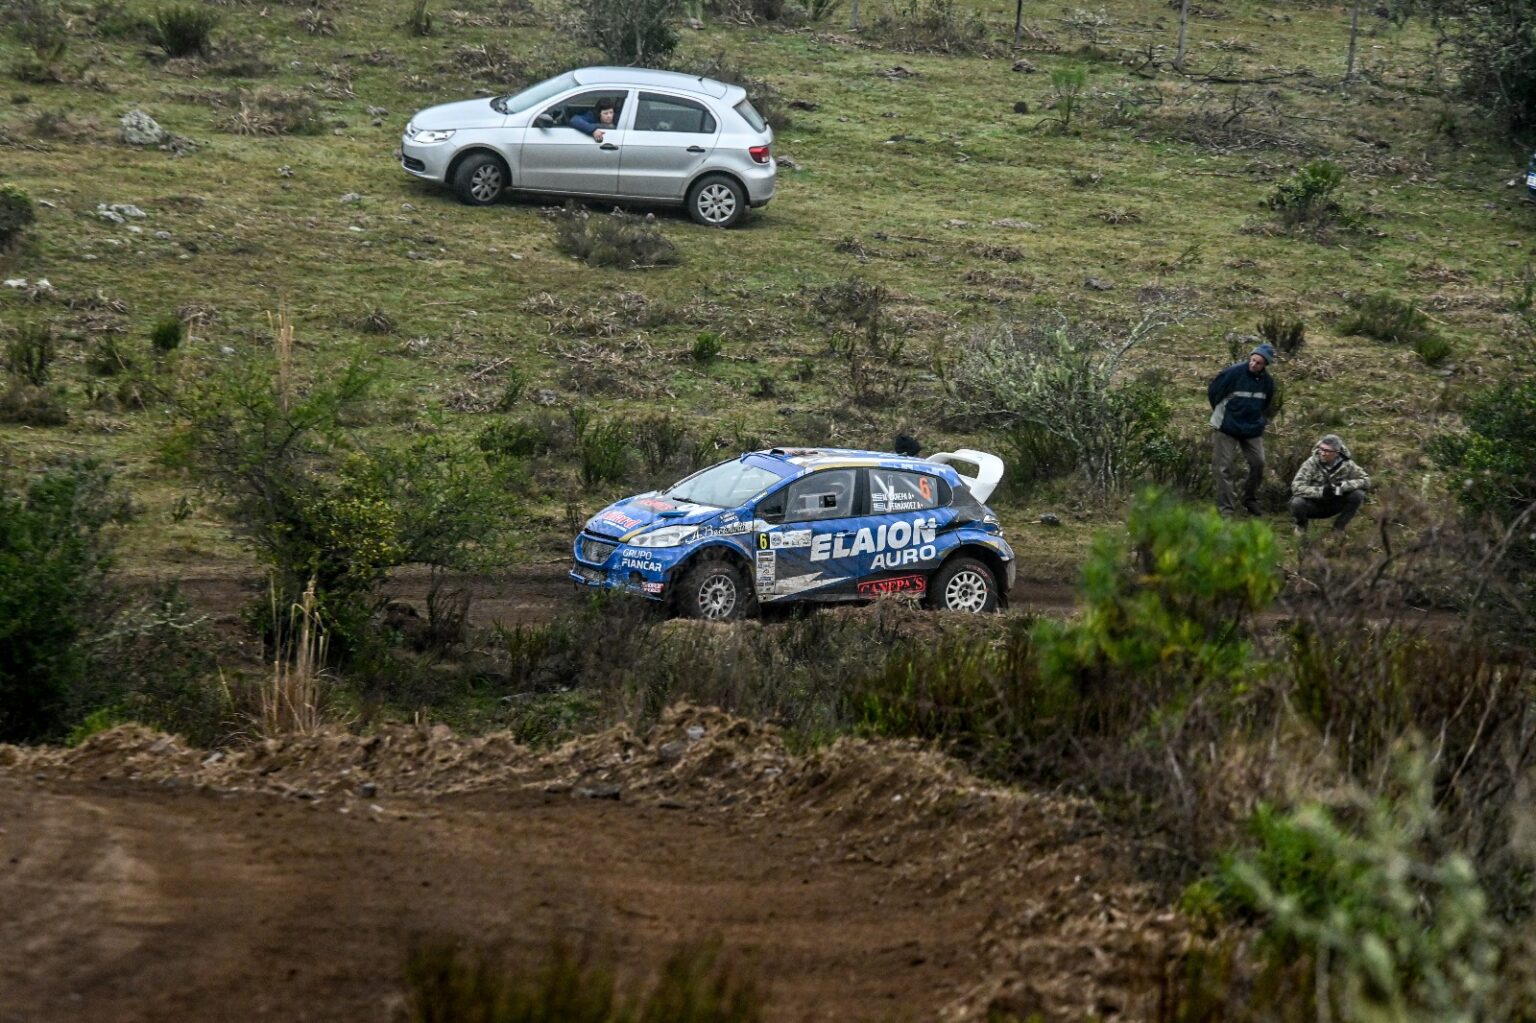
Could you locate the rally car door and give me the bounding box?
[858,467,948,598]
[753,467,863,601]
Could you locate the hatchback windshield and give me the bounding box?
[666,460,780,508]
[500,72,577,114]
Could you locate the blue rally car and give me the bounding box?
[570,447,1015,620]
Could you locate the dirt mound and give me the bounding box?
[3,708,1179,1020]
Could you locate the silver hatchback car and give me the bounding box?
[400,66,776,228]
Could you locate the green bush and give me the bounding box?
[1432,0,1536,131]
[1338,291,1441,348]
[1414,333,1453,366]
[633,412,689,477]
[149,313,185,353]
[169,338,514,651]
[0,461,120,742]
[690,331,723,363]
[6,322,53,386]
[0,380,68,425]
[1265,159,1357,235]
[0,183,37,250]
[866,0,996,55]
[153,4,218,58]
[1032,489,1280,719]
[574,0,679,64]
[577,418,630,487]
[7,0,69,60]
[1428,377,1536,562]
[1256,310,1305,357]
[553,207,680,269]
[1187,745,1500,1023]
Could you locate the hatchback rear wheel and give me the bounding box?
[686,173,746,228]
[927,557,999,614]
[453,153,507,206]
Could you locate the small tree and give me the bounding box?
[1426,0,1536,131]
[0,462,120,742]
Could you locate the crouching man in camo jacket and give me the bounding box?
[1289,433,1371,535]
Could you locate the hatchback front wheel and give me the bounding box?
[453,153,507,206]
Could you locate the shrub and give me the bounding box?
[0,183,36,250]
[0,461,120,742]
[808,278,913,408]
[865,0,996,55]
[217,87,323,136]
[154,4,218,58]
[633,412,689,478]
[576,417,630,487]
[6,321,53,386]
[0,381,68,425]
[8,0,68,60]
[1256,310,1305,357]
[1043,65,1090,132]
[944,314,1178,494]
[149,313,185,353]
[1186,745,1500,1023]
[168,317,513,652]
[553,207,680,269]
[573,0,680,65]
[1431,0,1536,131]
[1338,291,1441,348]
[1032,489,1281,714]
[690,331,723,363]
[1414,333,1453,366]
[1429,377,1536,563]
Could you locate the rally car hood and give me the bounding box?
[584,493,735,540]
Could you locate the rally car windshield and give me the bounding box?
[665,461,781,508]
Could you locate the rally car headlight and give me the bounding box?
[408,128,456,144]
[628,525,698,548]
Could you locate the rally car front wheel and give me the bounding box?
[928,556,999,614]
[676,558,750,621]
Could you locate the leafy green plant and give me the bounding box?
[0,183,36,250]
[1188,744,1500,1023]
[690,331,724,363]
[1264,159,1363,237]
[633,412,689,477]
[577,418,630,487]
[1032,489,1281,713]
[553,206,680,269]
[153,4,218,58]
[1428,377,1536,562]
[6,322,53,387]
[150,313,186,353]
[1414,333,1453,366]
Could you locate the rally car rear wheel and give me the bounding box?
[928,557,999,614]
[677,558,750,621]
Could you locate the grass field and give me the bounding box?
[2,0,1533,575]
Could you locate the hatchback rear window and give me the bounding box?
[734,99,767,133]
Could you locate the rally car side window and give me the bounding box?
[782,468,858,523]
[869,469,948,514]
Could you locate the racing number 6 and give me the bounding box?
[918,476,933,501]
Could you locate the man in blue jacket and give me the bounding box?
[1208,342,1277,518]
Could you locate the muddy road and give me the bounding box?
[0,710,1172,1022]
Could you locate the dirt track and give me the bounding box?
[0,709,1173,1022]
[168,561,1080,629]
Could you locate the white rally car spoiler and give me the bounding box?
[927,449,1004,504]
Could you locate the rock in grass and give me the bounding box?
[120,110,167,146]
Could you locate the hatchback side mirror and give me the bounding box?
[534,113,555,128]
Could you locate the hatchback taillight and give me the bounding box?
[749,145,771,165]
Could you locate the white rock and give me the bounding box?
[120,109,167,146]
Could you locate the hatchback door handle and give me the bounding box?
[600,142,619,151]
[686,145,706,153]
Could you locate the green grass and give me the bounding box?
[0,0,1530,576]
